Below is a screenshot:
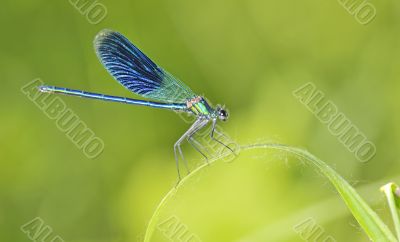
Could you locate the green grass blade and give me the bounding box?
[381,182,400,240]
[144,143,397,241]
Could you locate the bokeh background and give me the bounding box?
[1,0,400,241]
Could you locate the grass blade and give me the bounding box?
[381,182,400,240]
[144,143,397,241]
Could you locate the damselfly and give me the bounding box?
[39,30,234,180]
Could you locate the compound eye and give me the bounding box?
[219,109,228,121]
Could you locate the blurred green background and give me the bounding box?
[1,0,400,241]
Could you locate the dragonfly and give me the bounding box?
[39,29,234,180]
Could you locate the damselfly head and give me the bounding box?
[216,105,229,122]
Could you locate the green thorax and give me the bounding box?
[188,97,214,117]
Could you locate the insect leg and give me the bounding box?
[210,120,236,155]
[174,118,209,180]
[187,134,209,164]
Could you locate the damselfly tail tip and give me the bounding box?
[38,85,52,93]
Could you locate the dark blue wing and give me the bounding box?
[94,29,196,103]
